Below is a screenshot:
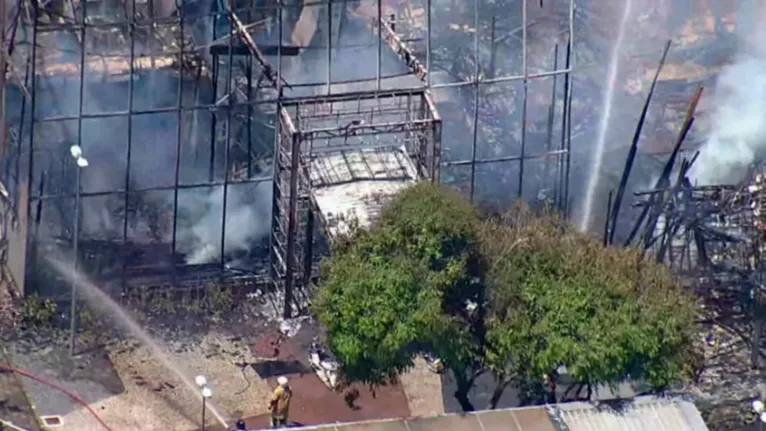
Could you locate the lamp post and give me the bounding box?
[196,375,212,431]
[68,145,88,357]
[752,398,766,430]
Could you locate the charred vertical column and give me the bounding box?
[517,0,528,199]
[425,0,431,88]
[558,39,571,214]
[326,0,332,94]
[0,0,6,162]
[544,45,558,196]
[603,190,613,246]
[753,287,763,369]
[467,0,479,202]
[122,0,137,291]
[282,131,300,318]
[303,208,313,288]
[248,0,255,175]
[208,18,219,182]
[269,124,300,318]
[69,0,89,356]
[376,0,381,90]
[488,16,496,79]
[24,1,39,288]
[220,0,235,270]
[171,0,186,281]
[268,0,300,317]
[564,0,574,218]
[432,118,442,182]
[13,8,30,209]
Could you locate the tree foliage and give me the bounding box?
[314,184,698,409]
[481,205,698,403]
[314,183,483,387]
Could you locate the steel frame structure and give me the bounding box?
[272,88,440,316]
[7,0,284,297]
[0,0,576,301]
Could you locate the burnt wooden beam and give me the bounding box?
[608,40,671,245]
[209,44,301,57]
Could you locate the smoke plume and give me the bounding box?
[690,31,766,185]
[33,4,273,266]
[178,183,272,265]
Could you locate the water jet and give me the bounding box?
[579,0,633,232]
[45,256,230,430]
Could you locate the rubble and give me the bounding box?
[308,337,340,390]
[615,86,766,430]
[278,316,308,338]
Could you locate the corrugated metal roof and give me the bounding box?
[550,396,710,431]
[271,396,709,431]
[269,406,557,431]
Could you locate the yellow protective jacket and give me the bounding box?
[270,385,292,418]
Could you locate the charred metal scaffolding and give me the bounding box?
[3,0,288,298]
[0,0,576,309]
[627,158,766,367]
[273,89,441,316]
[607,78,766,367]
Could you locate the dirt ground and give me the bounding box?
[0,281,40,430]
[2,294,444,431]
[1,289,280,431]
[238,377,410,430]
[3,324,275,431]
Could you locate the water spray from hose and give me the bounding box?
[45,256,230,430]
[579,0,633,232]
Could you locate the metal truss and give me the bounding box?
[271,87,441,316]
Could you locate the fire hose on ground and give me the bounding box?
[0,364,113,431]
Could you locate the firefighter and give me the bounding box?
[268,376,292,429]
[543,373,556,404]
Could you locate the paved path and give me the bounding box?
[399,356,444,418]
[0,345,40,431]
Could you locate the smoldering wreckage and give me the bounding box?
[0,0,765,428]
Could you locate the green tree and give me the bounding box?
[481,205,698,407]
[313,182,486,409]
[315,185,698,411]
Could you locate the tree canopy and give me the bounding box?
[313,182,698,409]
[314,183,483,387]
[480,207,697,404]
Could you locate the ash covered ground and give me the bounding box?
[0,285,441,430]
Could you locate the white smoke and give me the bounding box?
[31,9,275,267]
[690,32,766,185]
[178,182,272,265]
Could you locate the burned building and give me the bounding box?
[0,0,581,313]
[20,0,762,318]
[0,0,756,317]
